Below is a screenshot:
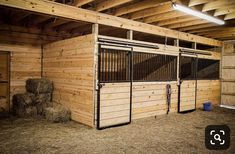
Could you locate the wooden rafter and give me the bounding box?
[167,19,208,29]
[224,12,235,20]
[73,0,94,7]
[95,0,132,12]
[128,2,172,20]
[157,16,196,26]
[202,0,235,12]
[189,27,222,34]
[214,6,235,16]
[114,0,170,16]
[142,11,186,24]
[178,23,217,31]
[188,0,213,7]
[0,0,222,46]
[201,28,235,37]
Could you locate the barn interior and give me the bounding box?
[0,0,235,153]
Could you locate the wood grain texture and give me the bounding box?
[0,43,41,108]
[43,34,95,127]
[221,42,235,106]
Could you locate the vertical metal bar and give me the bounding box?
[111,50,114,81]
[101,49,104,82]
[104,49,107,82]
[129,49,133,123]
[108,50,111,81]
[178,53,181,113]
[195,55,198,110]
[97,44,101,129]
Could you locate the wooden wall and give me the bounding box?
[0,43,41,108]
[132,81,178,119]
[221,42,235,106]
[197,80,220,107]
[43,34,95,127]
[97,79,220,124]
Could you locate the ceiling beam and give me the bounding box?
[188,0,213,7]
[157,16,196,26]
[202,0,235,12]
[95,0,132,12]
[0,0,222,47]
[189,27,222,34]
[142,11,186,24]
[199,27,235,35]
[214,6,235,16]
[127,2,172,20]
[167,19,209,29]
[73,0,94,7]
[179,23,217,31]
[114,0,170,16]
[224,12,235,20]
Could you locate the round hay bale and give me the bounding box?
[44,103,71,123]
[26,78,53,94]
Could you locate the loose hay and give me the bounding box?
[26,78,53,94]
[44,103,71,122]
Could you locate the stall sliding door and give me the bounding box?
[97,46,132,129]
[178,54,197,113]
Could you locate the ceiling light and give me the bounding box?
[173,3,225,25]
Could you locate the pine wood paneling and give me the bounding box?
[0,43,41,108]
[43,34,95,127]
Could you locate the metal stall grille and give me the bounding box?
[99,49,130,83]
[97,46,132,129]
[132,52,177,81]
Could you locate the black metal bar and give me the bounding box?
[97,44,101,129]
[129,49,133,123]
[195,56,198,110]
[178,53,181,113]
[97,122,131,130]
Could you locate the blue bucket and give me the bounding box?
[203,102,212,111]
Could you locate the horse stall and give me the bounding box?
[0,0,222,129]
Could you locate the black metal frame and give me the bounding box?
[96,44,133,130]
[178,53,197,113]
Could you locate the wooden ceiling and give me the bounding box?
[0,0,234,44]
[63,0,235,40]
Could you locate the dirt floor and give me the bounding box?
[0,107,234,154]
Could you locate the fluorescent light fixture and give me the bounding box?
[173,3,225,25]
